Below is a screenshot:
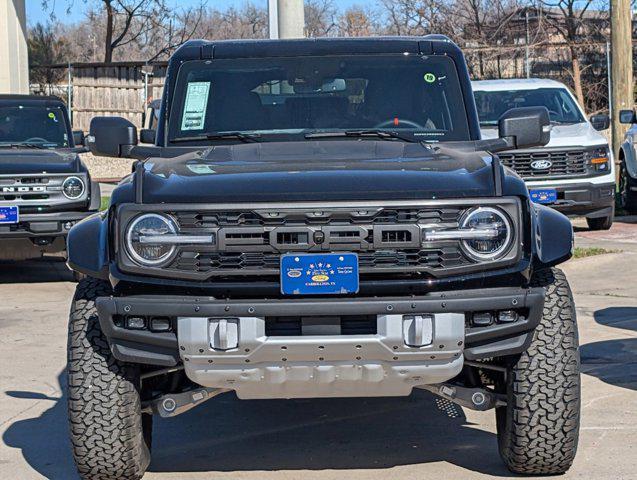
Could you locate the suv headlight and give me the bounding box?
[125,213,178,266]
[62,176,85,199]
[460,207,512,260]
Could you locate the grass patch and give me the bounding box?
[100,196,110,211]
[572,247,618,259]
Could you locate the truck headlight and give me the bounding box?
[62,176,85,199]
[460,207,512,260]
[125,213,178,266]
[586,146,610,172]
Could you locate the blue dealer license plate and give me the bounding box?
[280,253,359,295]
[0,206,18,224]
[529,188,557,204]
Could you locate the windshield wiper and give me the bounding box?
[0,143,49,149]
[171,132,261,143]
[304,130,415,142]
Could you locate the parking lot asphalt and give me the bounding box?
[1,218,636,480]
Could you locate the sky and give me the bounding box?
[25,0,362,26]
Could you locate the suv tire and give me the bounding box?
[496,267,580,475]
[67,277,152,480]
[586,213,613,231]
[619,159,637,214]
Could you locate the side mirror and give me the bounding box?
[87,116,138,157]
[72,130,85,146]
[589,114,610,131]
[619,110,636,125]
[498,106,550,150]
[139,128,156,144]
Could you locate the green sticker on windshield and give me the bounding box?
[423,73,436,84]
[48,112,58,122]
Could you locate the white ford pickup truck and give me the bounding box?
[473,78,615,230]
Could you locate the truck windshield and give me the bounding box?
[168,54,471,144]
[474,88,585,126]
[0,105,70,148]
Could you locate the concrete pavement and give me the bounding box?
[0,221,636,480]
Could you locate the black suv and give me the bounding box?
[67,37,579,479]
[0,95,100,266]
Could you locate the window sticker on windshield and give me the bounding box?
[48,111,58,122]
[181,82,211,131]
[423,73,436,84]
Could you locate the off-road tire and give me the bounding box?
[619,159,637,214]
[67,277,152,480]
[496,267,580,475]
[586,213,613,231]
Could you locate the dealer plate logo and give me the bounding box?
[530,159,552,170]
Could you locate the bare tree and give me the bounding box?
[539,0,610,106]
[305,0,338,37]
[337,5,381,37]
[27,22,70,91]
[380,0,454,36]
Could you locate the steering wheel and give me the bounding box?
[24,137,48,143]
[374,119,425,129]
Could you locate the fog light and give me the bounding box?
[64,221,74,230]
[497,310,519,323]
[125,316,146,329]
[149,317,171,332]
[472,312,493,327]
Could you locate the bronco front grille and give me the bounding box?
[498,149,587,179]
[117,199,522,280]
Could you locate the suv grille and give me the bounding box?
[498,150,587,179]
[161,206,472,277]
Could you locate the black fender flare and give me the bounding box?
[67,212,110,280]
[531,203,573,268]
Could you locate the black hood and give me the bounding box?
[140,140,498,203]
[0,149,81,174]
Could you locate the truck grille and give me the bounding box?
[498,150,587,179]
[117,199,522,280]
[0,173,89,208]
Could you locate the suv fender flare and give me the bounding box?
[67,213,110,279]
[531,203,573,268]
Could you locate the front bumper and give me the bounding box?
[528,181,615,218]
[0,210,94,239]
[96,287,545,399]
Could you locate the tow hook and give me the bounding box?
[145,387,228,418]
[419,383,505,411]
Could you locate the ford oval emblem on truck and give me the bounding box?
[530,159,552,170]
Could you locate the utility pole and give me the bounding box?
[610,0,634,159]
[268,0,305,39]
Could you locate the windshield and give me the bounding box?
[474,87,585,126]
[168,54,471,144]
[0,105,71,148]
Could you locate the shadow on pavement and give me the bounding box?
[0,257,73,284]
[580,307,637,391]
[3,372,512,478]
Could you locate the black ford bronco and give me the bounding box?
[67,37,579,479]
[0,95,100,266]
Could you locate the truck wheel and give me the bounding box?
[586,213,613,231]
[619,160,637,214]
[496,267,580,475]
[67,277,152,480]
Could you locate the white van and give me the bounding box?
[472,79,615,230]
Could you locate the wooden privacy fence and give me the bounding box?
[31,61,169,132]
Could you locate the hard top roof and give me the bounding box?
[471,78,568,92]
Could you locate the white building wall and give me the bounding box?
[0,0,29,94]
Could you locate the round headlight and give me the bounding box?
[460,207,512,260]
[62,176,85,199]
[126,214,177,266]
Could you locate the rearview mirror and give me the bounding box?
[620,110,636,124]
[589,114,610,131]
[498,106,550,150]
[72,130,85,146]
[87,116,138,157]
